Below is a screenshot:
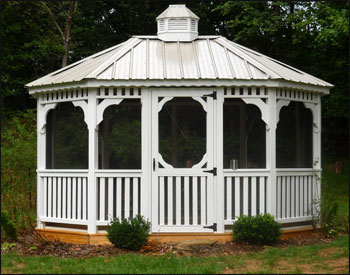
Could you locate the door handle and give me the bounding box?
[153,158,156,171]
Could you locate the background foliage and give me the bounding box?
[1,0,348,231]
[1,110,37,231]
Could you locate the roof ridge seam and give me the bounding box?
[86,38,141,79]
[217,37,279,79]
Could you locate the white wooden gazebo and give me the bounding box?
[27,5,333,239]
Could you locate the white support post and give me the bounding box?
[266,88,277,217]
[313,95,322,214]
[215,88,225,233]
[141,88,151,221]
[87,88,98,234]
[37,96,45,229]
[313,96,321,170]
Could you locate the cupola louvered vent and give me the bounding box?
[191,19,196,32]
[168,19,188,30]
[159,19,165,31]
[156,4,199,41]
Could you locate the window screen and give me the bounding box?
[46,102,88,169]
[277,102,313,168]
[223,98,266,169]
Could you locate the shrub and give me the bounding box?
[1,110,37,231]
[321,200,340,237]
[107,214,151,251]
[1,211,18,241]
[232,214,281,245]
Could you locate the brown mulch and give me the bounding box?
[1,232,338,259]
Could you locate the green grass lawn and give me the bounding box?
[2,235,349,274]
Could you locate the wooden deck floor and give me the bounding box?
[35,226,315,245]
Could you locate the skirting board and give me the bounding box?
[35,226,315,245]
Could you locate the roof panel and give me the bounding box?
[132,40,147,79]
[164,42,181,79]
[228,51,251,79]
[195,40,216,79]
[26,36,333,90]
[210,40,232,79]
[149,40,164,79]
[180,42,198,79]
[114,52,131,80]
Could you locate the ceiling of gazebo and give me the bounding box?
[26,35,333,90]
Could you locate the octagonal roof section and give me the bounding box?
[156,4,199,20]
[26,35,333,92]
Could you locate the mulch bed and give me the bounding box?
[2,232,337,259]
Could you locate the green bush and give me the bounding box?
[1,211,18,241]
[232,214,281,245]
[1,110,37,231]
[107,214,151,251]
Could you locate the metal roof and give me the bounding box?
[156,4,199,20]
[26,35,333,89]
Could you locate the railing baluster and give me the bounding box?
[53,177,57,218]
[281,176,286,219]
[303,176,308,216]
[168,177,173,225]
[99,178,105,221]
[295,176,300,217]
[117,178,122,219]
[62,177,66,219]
[67,177,72,219]
[77,177,82,219]
[176,176,181,225]
[200,176,206,225]
[234,177,240,218]
[192,176,198,225]
[57,177,62,218]
[291,176,295,218]
[251,177,256,216]
[133,177,139,217]
[83,178,87,220]
[159,177,165,225]
[243,177,248,215]
[226,177,232,220]
[108,177,114,220]
[184,176,190,225]
[259,176,265,214]
[72,177,77,219]
[48,177,52,217]
[125,178,130,219]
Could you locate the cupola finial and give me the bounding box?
[156,4,199,42]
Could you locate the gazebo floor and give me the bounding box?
[35,226,315,245]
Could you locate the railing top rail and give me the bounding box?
[223,169,270,173]
[95,169,142,173]
[37,169,89,173]
[276,168,321,172]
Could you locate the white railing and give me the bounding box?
[276,169,320,223]
[223,170,269,224]
[157,175,209,227]
[38,170,89,225]
[95,170,142,225]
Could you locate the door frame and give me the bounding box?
[150,87,219,232]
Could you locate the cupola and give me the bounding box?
[156,4,199,42]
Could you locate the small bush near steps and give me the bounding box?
[1,211,18,241]
[107,214,151,251]
[232,213,281,245]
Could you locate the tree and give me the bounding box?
[40,1,78,67]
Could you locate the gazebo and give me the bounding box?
[27,5,333,242]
